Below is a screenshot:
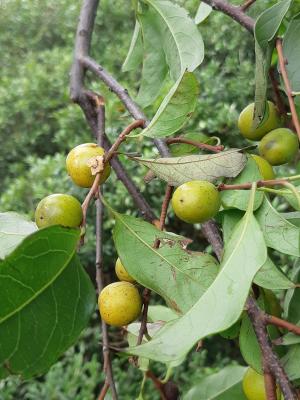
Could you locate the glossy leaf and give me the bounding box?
[183,365,247,400]
[146,0,204,80]
[0,212,37,259]
[127,186,267,365]
[0,226,95,378]
[122,21,143,72]
[253,0,291,126]
[255,196,300,257]
[221,209,294,290]
[131,148,246,186]
[141,71,199,138]
[221,157,263,211]
[282,12,300,94]
[136,8,168,107]
[195,2,212,25]
[113,212,219,314]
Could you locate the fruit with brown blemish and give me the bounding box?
[98,282,142,327]
[66,143,111,188]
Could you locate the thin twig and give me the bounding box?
[276,38,300,141]
[201,0,255,32]
[146,370,167,400]
[166,137,224,153]
[95,106,118,400]
[98,381,110,400]
[266,315,300,336]
[263,367,278,400]
[218,178,292,191]
[239,0,256,12]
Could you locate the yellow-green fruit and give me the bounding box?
[98,282,142,327]
[238,101,280,141]
[66,143,111,188]
[172,181,221,224]
[35,194,83,228]
[251,154,275,180]
[242,367,280,400]
[115,258,135,283]
[258,128,298,166]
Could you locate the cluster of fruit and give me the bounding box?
[171,101,299,225]
[98,258,142,327]
[34,143,110,229]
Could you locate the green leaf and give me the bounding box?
[183,365,247,400]
[221,157,263,211]
[0,226,95,378]
[283,262,300,323]
[145,0,204,80]
[127,185,267,365]
[0,212,37,259]
[141,71,199,138]
[282,344,300,381]
[280,186,300,211]
[113,212,219,314]
[131,148,247,186]
[147,305,178,323]
[255,196,300,257]
[221,209,294,290]
[253,0,291,126]
[195,2,212,25]
[122,21,143,72]
[136,8,168,107]
[281,211,300,226]
[279,333,300,346]
[282,12,300,94]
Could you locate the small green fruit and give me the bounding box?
[98,282,142,327]
[258,128,298,166]
[242,367,280,400]
[172,181,221,224]
[238,101,280,141]
[251,154,275,180]
[115,258,135,283]
[35,194,83,228]
[66,143,111,188]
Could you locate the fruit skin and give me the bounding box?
[238,101,280,141]
[115,257,135,283]
[258,128,298,166]
[98,282,142,327]
[251,154,275,180]
[172,181,221,224]
[242,367,280,400]
[35,194,83,228]
[66,143,111,188]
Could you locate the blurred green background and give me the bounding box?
[0,0,298,398]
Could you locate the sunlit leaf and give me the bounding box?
[195,2,212,25]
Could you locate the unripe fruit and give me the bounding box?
[172,181,221,224]
[35,194,83,228]
[242,367,280,400]
[258,128,298,166]
[251,154,275,180]
[66,143,111,188]
[115,257,135,283]
[238,101,280,141]
[98,282,142,327]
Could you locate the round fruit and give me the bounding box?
[66,143,111,188]
[238,101,280,141]
[258,128,298,166]
[98,282,142,327]
[115,258,135,283]
[172,181,221,224]
[242,367,280,400]
[251,154,275,180]
[35,194,83,228]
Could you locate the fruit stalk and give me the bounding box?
[276,38,300,141]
